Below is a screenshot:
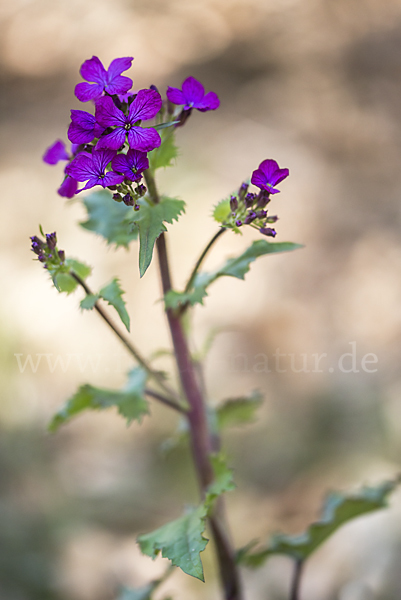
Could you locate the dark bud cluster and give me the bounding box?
[30,232,65,269]
[226,183,278,238]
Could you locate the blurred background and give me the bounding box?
[2,0,401,598]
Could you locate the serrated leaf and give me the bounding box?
[49,367,148,431]
[217,391,263,430]
[53,258,92,294]
[129,196,185,277]
[80,294,99,310]
[206,454,236,506]
[99,278,130,332]
[138,504,208,581]
[80,190,138,248]
[148,131,179,171]
[213,199,231,224]
[165,240,302,309]
[238,479,399,566]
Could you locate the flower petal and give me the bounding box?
[182,77,205,104]
[127,126,161,152]
[78,177,102,192]
[68,110,97,144]
[95,96,126,128]
[270,167,289,186]
[96,127,126,150]
[75,81,104,102]
[258,159,280,181]
[166,86,186,105]
[43,140,69,164]
[107,57,133,80]
[58,175,78,198]
[106,75,133,95]
[251,168,267,189]
[127,149,149,172]
[128,89,162,122]
[103,171,125,187]
[66,153,95,181]
[80,56,107,84]
[91,148,116,174]
[196,91,220,112]
[111,153,130,174]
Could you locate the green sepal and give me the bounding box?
[217,391,263,430]
[164,240,303,309]
[237,479,399,566]
[99,278,130,332]
[80,190,138,248]
[128,196,185,277]
[52,258,92,294]
[49,367,148,431]
[148,130,179,171]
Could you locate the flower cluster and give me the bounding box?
[43,56,220,205]
[222,159,289,237]
[30,231,65,269]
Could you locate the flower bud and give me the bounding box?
[235,219,242,227]
[259,227,277,237]
[46,232,57,250]
[238,183,249,201]
[122,193,134,206]
[265,215,278,223]
[257,190,271,208]
[230,196,238,213]
[244,211,257,224]
[245,193,256,208]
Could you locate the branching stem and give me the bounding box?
[70,271,185,413]
[184,227,227,293]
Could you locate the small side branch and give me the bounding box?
[184,227,227,293]
[290,559,304,600]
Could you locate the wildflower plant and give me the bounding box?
[35,56,398,600]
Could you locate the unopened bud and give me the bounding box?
[259,227,276,237]
[122,193,134,206]
[238,183,249,201]
[244,211,257,224]
[230,196,238,213]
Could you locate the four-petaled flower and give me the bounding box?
[95,90,162,152]
[66,148,124,192]
[111,149,149,182]
[251,159,289,195]
[68,110,104,144]
[166,76,220,112]
[75,56,133,103]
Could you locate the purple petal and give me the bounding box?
[251,168,267,190]
[106,75,133,95]
[95,96,126,128]
[66,153,96,181]
[43,140,69,165]
[127,126,161,152]
[58,175,78,198]
[102,171,125,187]
[111,153,130,174]
[270,167,289,186]
[68,110,97,144]
[127,149,149,172]
[128,89,162,122]
[196,91,220,112]
[75,81,104,102]
[182,77,205,104]
[166,86,186,105]
[78,177,102,192]
[80,56,107,84]
[258,159,280,181]
[91,148,116,174]
[96,127,126,150]
[107,57,133,80]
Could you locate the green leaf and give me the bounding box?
[80,294,99,310]
[99,278,130,332]
[217,391,263,430]
[165,240,302,309]
[148,131,179,171]
[213,199,231,224]
[53,258,92,294]
[205,454,236,506]
[138,504,208,581]
[49,367,148,431]
[80,190,138,248]
[129,196,185,277]
[117,584,154,600]
[238,479,399,566]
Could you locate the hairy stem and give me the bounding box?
[290,559,304,600]
[184,227,227,293]
[70,271,184,412]
[145,168,243,600]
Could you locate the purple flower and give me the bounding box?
[95,90,162,152]
[58,175,78,198]
[43,140,69,165]
[75,56,133,103]
[166,77,220,112]
[68,110,104,144]
[111,149,149,182]
[251,159,289,195]
[66,149,124,192]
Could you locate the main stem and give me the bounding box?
[146,171,243,600]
